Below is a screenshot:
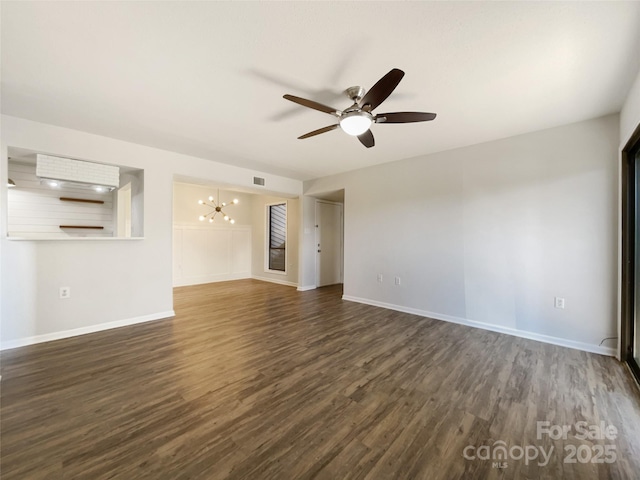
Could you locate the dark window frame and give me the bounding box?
[267,202,287,273]
[621,121,640,386]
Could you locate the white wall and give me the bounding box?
[621,67,640,147]
[0,115,302,348]
[298,195,318,290]
[119,170,144,237]
[1,112,621,353]
[305,114,619,355]
[172,182,253,286]
[173,225,252,287]
[251,195,299,287]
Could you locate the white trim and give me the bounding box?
[252,275,297,288]
[0,310,175,351]
[297,285,317,292]
[342,295,616,357]
[173,272,250,287]
[264,268,288,276]
[315,199,343,206]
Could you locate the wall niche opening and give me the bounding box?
[6,147,144,239]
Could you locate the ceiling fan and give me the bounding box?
[283,68,436,148]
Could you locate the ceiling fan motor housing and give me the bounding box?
[345,86,366,103]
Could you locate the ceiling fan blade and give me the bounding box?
[359,68,405,112]
[375,112,437,123]
[357,129,375,148]
[298,124,339,139]
[283,94,341,116]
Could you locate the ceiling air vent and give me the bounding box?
[253,176,265,187]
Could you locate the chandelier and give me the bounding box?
[198,189,238,224]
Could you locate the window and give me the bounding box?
[267,202,286,272]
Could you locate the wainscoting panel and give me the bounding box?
[231,228,252,275]
[173,225,251,286]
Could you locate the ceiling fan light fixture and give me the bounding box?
[339,111,373,136]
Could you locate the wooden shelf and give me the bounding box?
[60,197,105,205]
[59,225,104,230]
[59,197,105,230]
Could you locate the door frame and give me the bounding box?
[620,121,640,384]
[315,199,344,287]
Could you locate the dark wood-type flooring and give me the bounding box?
[2,279,640,479]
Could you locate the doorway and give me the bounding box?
[622,125,640,384]
[316,200,343,287]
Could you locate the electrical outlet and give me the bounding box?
[395,276,401,286]
[554,297,565,309]
[377,273,383,283]
[59,287,71,299]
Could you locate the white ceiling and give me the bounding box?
[2,2,640,181]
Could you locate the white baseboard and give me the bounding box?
[297,285,317,292]
[0,310,175,351]
[173,272,250,287]
[342,295,616,357]
[251,275,297,288]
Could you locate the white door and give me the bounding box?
[316,201,343,287]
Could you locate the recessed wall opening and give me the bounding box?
[172,178,299,288]
[6,147,144,239]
